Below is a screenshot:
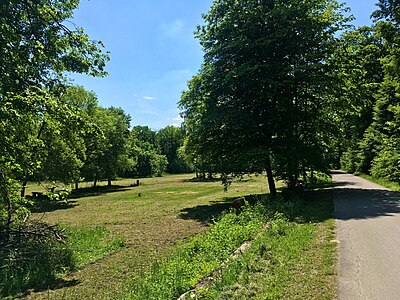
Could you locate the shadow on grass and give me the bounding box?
[29,185,133,213]
[30,200,79,213]
[179,202,231,225]
[69,185,132,199]
[180,177,222,183]
[299,189,335,223]
[179,190,335,226]
[24,278,80,297]
[178,194,271,225]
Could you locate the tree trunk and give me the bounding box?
[108,178,112,186]
[21,181,27,197]
[266,156,276,196]
[75,182,79,190]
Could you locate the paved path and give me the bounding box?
[334,171,400,300]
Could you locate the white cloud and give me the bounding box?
[136,95,156,101]
[160,20,184,38]
[142,96,155,100]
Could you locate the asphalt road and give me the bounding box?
[333,170,400,300]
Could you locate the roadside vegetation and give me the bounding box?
[123,188,336,300]
[358,174,400,192]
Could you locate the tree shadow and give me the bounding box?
[333,181,357,187]
[18,278,81,299]
[69,185,132,199]
[181,177,222,183]
[178,189,337,226]
[30,200,79,213]
[178,194,272,225]
[178,201,232,225]
[299,189,335,223]
[334,187,400,220]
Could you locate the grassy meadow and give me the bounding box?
[21,173,336,299]
[25,174,269,299]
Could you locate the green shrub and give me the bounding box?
[0,222,74,297]
[123,196,301,300]
[0,223,125,298]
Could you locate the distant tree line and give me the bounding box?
[20,85,194,192]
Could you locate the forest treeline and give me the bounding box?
[1,0,400,269]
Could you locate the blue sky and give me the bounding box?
[69,0,378,130]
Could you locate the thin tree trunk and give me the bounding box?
[21,181,27,197]
[266,156,276,196]
[20,120,46,196]
[0,173,12,227]
[75,182,78,190]
[108,179,112,186]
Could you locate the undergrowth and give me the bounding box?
[358,173,400,192]
[122,194,323,300]
[0,224,125,298]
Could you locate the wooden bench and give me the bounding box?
[32,192,43,197]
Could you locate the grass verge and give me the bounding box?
[358,174,400,192]
[122,190,336,300]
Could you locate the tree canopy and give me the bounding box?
[0,0,108,226]
[180,0,349,192]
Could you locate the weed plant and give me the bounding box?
[123,195,306,300]
[0,223,74,297]
[0,224,125,298]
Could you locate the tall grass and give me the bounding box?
[0,225,125,298]
[122,195,311,300]
[124,205,265,300]
[66,226,125,268]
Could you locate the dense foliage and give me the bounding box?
[338,0,400,183]
[180,0,349,192]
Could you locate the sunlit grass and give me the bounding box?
[27,173,273,299]
[358,174,400,192]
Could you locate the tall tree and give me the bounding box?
[156,126,192,173]
[332,27,385,173]
[367,0,400,182]
[180,0,348,192]
[0,0,108,226]
[94,107,132,186]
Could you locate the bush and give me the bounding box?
[371,144,400,183]
[124,195,301,300]
[0,221,74,297]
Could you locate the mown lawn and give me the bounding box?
[26,174,271,299]
[24,174,336,299]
